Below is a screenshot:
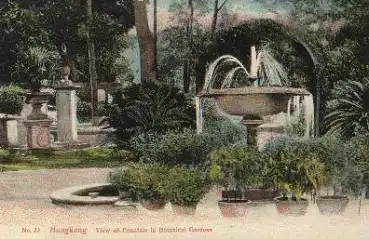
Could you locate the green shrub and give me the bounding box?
[209,146,270,193]
[131,129,208,166]
[77,100,91,122]
[0,148,11,162]
[262,136,324,158]
[109,162,169,202]
[263,135,365,197]
[131,127,245,166]
[164,166,211,207]
[269,149,325,200]
[0,85,25,114]
[263,136,326,200]
[203,118,247,146]
[77,101,114,123]
[104,83,195,146]
[318,135,353,195]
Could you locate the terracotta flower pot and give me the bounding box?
[316,196,349,215]
[171,204,197,215]
[140,200,167,211]
[275,197,309,216]
[218,199,251,217]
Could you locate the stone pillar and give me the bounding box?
[55,85,80,144]
[0,115,22,147]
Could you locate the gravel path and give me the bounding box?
[0,168,369,239]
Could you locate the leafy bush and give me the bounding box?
[131,129,211,166]
[77,100,115,123]
[262,136,324,158]
[109,162,169,202]
[209,146,270,194]
[269,149,325,200]
[263,135,366,197]
[263,136,326,200]
[325,80,369,138]
[203,117,247,146]
[104,83,195,146]
[164,166,211,207]
[131,126,248,166]
[0,85,25,114]
[318,135,353,195]
[13,46,60,91]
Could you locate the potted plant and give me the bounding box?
[209,146,270,217]
[14,46,59,120]
[315,136,350,215]
[165,166,211,215]
[109,163,168,211]
[269,148,326,216]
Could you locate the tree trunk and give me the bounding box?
[153,0,158,81]
[86,0,98,125]
[183,0,194,93]
[133,0,157,84]
[211,0,219,39]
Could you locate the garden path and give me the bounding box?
[0,168,368,239]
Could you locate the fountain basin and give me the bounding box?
[201,87,310,118]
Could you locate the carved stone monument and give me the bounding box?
[24,92,53,149]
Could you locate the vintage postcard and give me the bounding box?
[0,0,368,238]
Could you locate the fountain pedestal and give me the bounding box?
[240,119,263,146]
[256,124,284,150]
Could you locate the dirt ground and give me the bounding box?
[0,168,368,239]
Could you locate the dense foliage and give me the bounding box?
[209,146,270,193]
[109,162,169,202]
[164,166,211,207]
[0,85,25,114]
[105,83,195,146]
[325,80,369,138]
[0,1,134,87]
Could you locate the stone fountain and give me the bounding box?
[196,46,314,149]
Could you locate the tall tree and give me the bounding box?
[86,0,98,125]
[210,0,229,39]
[133,0,157,84]
[182,0,194,93]
[153,0,158,81]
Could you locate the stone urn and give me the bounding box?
[26,91,53,120]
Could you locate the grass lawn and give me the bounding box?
[0,147,134,172]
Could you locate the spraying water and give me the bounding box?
[202,45,290,93]
[198,45,315,137]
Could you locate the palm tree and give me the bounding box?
[325,80,369,138]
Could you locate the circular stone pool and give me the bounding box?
[50,183,120,205]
